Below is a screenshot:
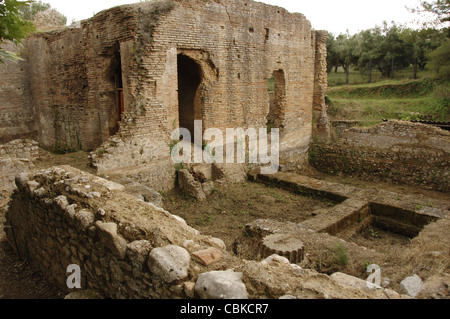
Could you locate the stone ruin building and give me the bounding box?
[1,0,330,191]
[0,0,448,300]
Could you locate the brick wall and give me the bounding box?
[1,0,328,183]
[92,0,327,173]
[24,5,138,152]
[0,42,36,143]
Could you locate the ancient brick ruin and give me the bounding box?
[0,0,449,300]
[1,0,329,190]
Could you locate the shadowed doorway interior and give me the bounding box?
[177,54,202,143]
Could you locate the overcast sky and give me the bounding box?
[44,0,430,35]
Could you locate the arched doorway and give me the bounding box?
[266,69,286,129]
[177,54,202,142]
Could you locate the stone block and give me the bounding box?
[195,270,248,299]
[177,169,206,201]
[126,240,153,268]
[399,274,423,298]
[148,245,191,283]
[64,289,104,299]
[74,209,95,231]
[416,274,450,299]
[95,221,128,259]
[191,164,212,181]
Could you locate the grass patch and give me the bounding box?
[333,242,349,266]
[326,77,449,124]
[328,67,434,88]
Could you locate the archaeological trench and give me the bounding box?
[0,0,449,299]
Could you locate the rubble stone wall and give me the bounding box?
[4,165,406,299]
[0,139,42,212]
[310,121,450,192]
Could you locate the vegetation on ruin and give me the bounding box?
[19,0,67,26]
[0,0,67,63]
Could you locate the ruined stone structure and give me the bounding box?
[310,120,450,192]
[5,165,425,299]
[5,165,448,299]
[0,0,329,190]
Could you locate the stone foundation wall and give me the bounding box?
[0,139,43,212]
[4,165,405,299]
[310,121,450,192]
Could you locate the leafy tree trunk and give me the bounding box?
[368,59,373,83]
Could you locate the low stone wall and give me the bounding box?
[0,139,43,212]
[310,120,450,192]
[4,165,407,299]
[0,139,41,160]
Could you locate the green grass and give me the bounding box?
[327,66,434,88]
[333,243,349,266]
[326,73,449,125]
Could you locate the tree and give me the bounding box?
[334,32,360,84]
[400,27,446,79]
[326,32,340,73]
[18,0,49,20]
[0,0,35,64]
[428,38,450,79]
[19,1,67,28]
[356,29,384,83]
[369,22,411,79]
[421,0,450,23]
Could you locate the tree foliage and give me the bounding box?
[0,0,34,43]
[428,38,450,79]
[18,0,48,21]
[421,0,450,23]
[19,1,67,27]
[326,21,448,82]
[0,0,35,63]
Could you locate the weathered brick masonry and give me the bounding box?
[0,0,328,189]
[0,43,36,143]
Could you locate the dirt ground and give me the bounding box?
[0,225,64,299]
[162,182,335,250]
[0,149,448,298]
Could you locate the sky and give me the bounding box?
[44,0,432,35]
